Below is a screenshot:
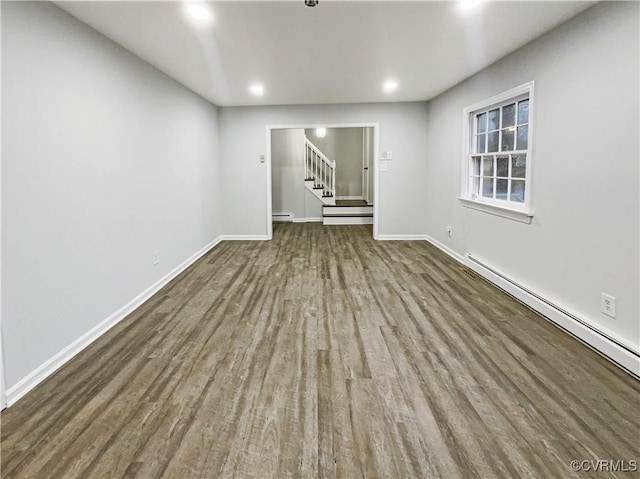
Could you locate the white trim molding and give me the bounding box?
[5,236,223,407]
[377,234,429,241]
[420,236,640,378]
[266,122,380,240]
[461,81,535,220]
[221,235,269,241]
[458,197,533,224]
[465,254,640,378]
[0,13,5,407]
[423,234,466,264]
[292,217,322,223]
[265,126,273,240]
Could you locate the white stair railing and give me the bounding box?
[304,136,336,199]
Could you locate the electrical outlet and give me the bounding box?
[446,225,453,238]
[153,250,160,266]
[600,293,616,318]
[379,163,389,172]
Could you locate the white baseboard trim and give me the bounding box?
[377,234,429,241]
[419,236,639,377]
[292,218,322,223]
[221,235,269,241]
[323,216,373,225]
[465,254,640,378]
[423,234,466,264]
[5,236,223,407]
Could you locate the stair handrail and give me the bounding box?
[304,136,336,199]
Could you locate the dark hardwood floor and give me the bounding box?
[2,223,638,478]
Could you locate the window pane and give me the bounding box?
[482,157,494,176]
[477,113,487,133]
[502,103,516,127]
[482,178,494,198]
[518,100,529,124]
[510,180,525,202]
[512,155,526,178]
[488,109,499,130]
[487,131,499,152]
[472,157,481,176]
[501,129,515,151]
[496,156,509,177]
[516,125,528,150]
[476,134,486,153]
[496,179,508,200]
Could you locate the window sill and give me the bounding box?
[458,197,533,224]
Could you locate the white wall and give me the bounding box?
[424,2,639,351]
[219,102,429,237]
[271,129,306,219]
[1,2,222,393]
[305,127,364,199]
[305,189,323,220]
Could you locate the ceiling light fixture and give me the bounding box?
[383,80,398,93]
[186,4,212,21]
[316,128,326,138]
[460,0,483,10]
[305,0,319,7]
[249,83,264,96]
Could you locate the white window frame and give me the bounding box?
[459,81,535,223]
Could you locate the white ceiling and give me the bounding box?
[56,1,594,107]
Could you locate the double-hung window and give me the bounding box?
[461,82,534,222]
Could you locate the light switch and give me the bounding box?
[379,163,389,172]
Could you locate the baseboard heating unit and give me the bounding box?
[272,213,293,223]
[465,254,640,379]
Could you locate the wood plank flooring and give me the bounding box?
[2,223,639,478]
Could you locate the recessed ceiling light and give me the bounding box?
[249,83,265,96]
[186,4,212,22]
[460,0,483,10]
[383,80,398,93]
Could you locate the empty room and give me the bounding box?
[1,1,639,478]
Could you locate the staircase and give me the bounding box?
[322,201,373,225]
[304,137,336,206]
[303,135,374,225]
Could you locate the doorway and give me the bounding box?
[266,123,379,239]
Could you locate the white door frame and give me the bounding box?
[361,128,374,205]
[0,157,4,409]
[0,8,6,408]
[265,122,380,240]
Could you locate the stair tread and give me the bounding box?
[322,213,374,217]
[323,204,372,208]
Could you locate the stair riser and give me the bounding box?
[323,216,374,225]
[305,181,335,205]
[322,206,372,215]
